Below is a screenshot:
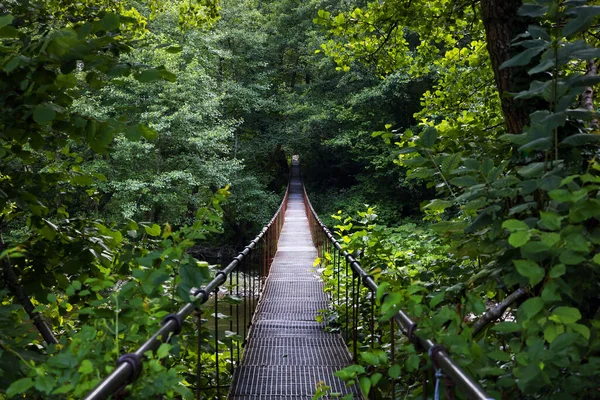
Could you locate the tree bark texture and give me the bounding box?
[480,0,532,134]
[581,59,598,129]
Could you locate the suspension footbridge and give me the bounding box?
[84,159,492,400]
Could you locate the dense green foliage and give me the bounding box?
[1,0,600,398]
[312,0,600,398]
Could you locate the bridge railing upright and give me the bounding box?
[302,185,493,400]
[84,183,289,400]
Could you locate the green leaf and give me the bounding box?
[528,59,554,75]
[518,162,545,178]
[0,15,14,29]
[360,351,380,366]
[429,292,444,308]
[549,306,581,325]
[138,124,158,140]
[544,323,563,343]
[563,6,600,37]
[52,384,74,395]
[514,259,544,286]
[7,378,34,396]
[165,46,183,53]
[487,349,511,361]
[570,323,590,340]
[388,364,401,379]
[509,231,532,248]
[518,4,548,17]
[33,104,56,125]
[548,264,566,278]
[548,189,571,202]
[450,176,477,187]
[180,264,206,291]
[78,359,93,375]
[47,293,57,304]
[441,153,461,175]
[559,250,585,265]
[500,44,548,69]
[138,69,161,83]
[157,343,172,359]
[539,211,561,231]
[520,297,545,319]
[359,376,371,396]
[100,13,120,31]
[491,321,521,333]
[144,224,161,236]
[419,127,437,148]
[503,219,529,232]
[561,133,600,147]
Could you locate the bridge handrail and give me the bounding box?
[84,183,290,400]
[302,185,493,400]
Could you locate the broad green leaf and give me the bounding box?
[360,351,380,366]
[487,349,511,361]
[138,69,161,83]
[451,176,477,187]
[544,323,563,343]
[561,134,600,147]
[78,359,93,375]
[548,264,566,278]
[52,384,74,395]
[518,4,548,17]
[429,291,444,308]
[359,376,371,396]
[514,259,544,286]
[0,15,14,29]
[370,372,383,386]
[539,211,561,231]
[520,297,544,319]
[441,153,461,175]
[491,321,521,333]
[500,44,548,69]
[559,250,585,265]
[388,364,401,379]
[138,124,158,140]
[419,127,437,148]
[7,378,34,397]
[528,59,554,75]
[570,323,590,340]
[144,224,161,236]
[549,306,581,325]
[548,189,571,202]
[157,343,172,359]
[165,46,183,53]
[503,219,529,231]
[518,162,545,178]
[100,13,120,31]
[509,231,531,248]
[563,6,600,37]
[33,105,56,125]
[180,264,205,291]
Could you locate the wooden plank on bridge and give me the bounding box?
[228,162,362,399]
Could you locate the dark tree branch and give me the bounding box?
[0,236,58,345]
[471,287,528,337]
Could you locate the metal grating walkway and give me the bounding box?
[229,161,361,399]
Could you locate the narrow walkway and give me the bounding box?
[229,162,361,399]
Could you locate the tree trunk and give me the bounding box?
[480,0,531,134]
[581,59,598,129]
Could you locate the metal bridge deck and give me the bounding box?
[229,163,361,399]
